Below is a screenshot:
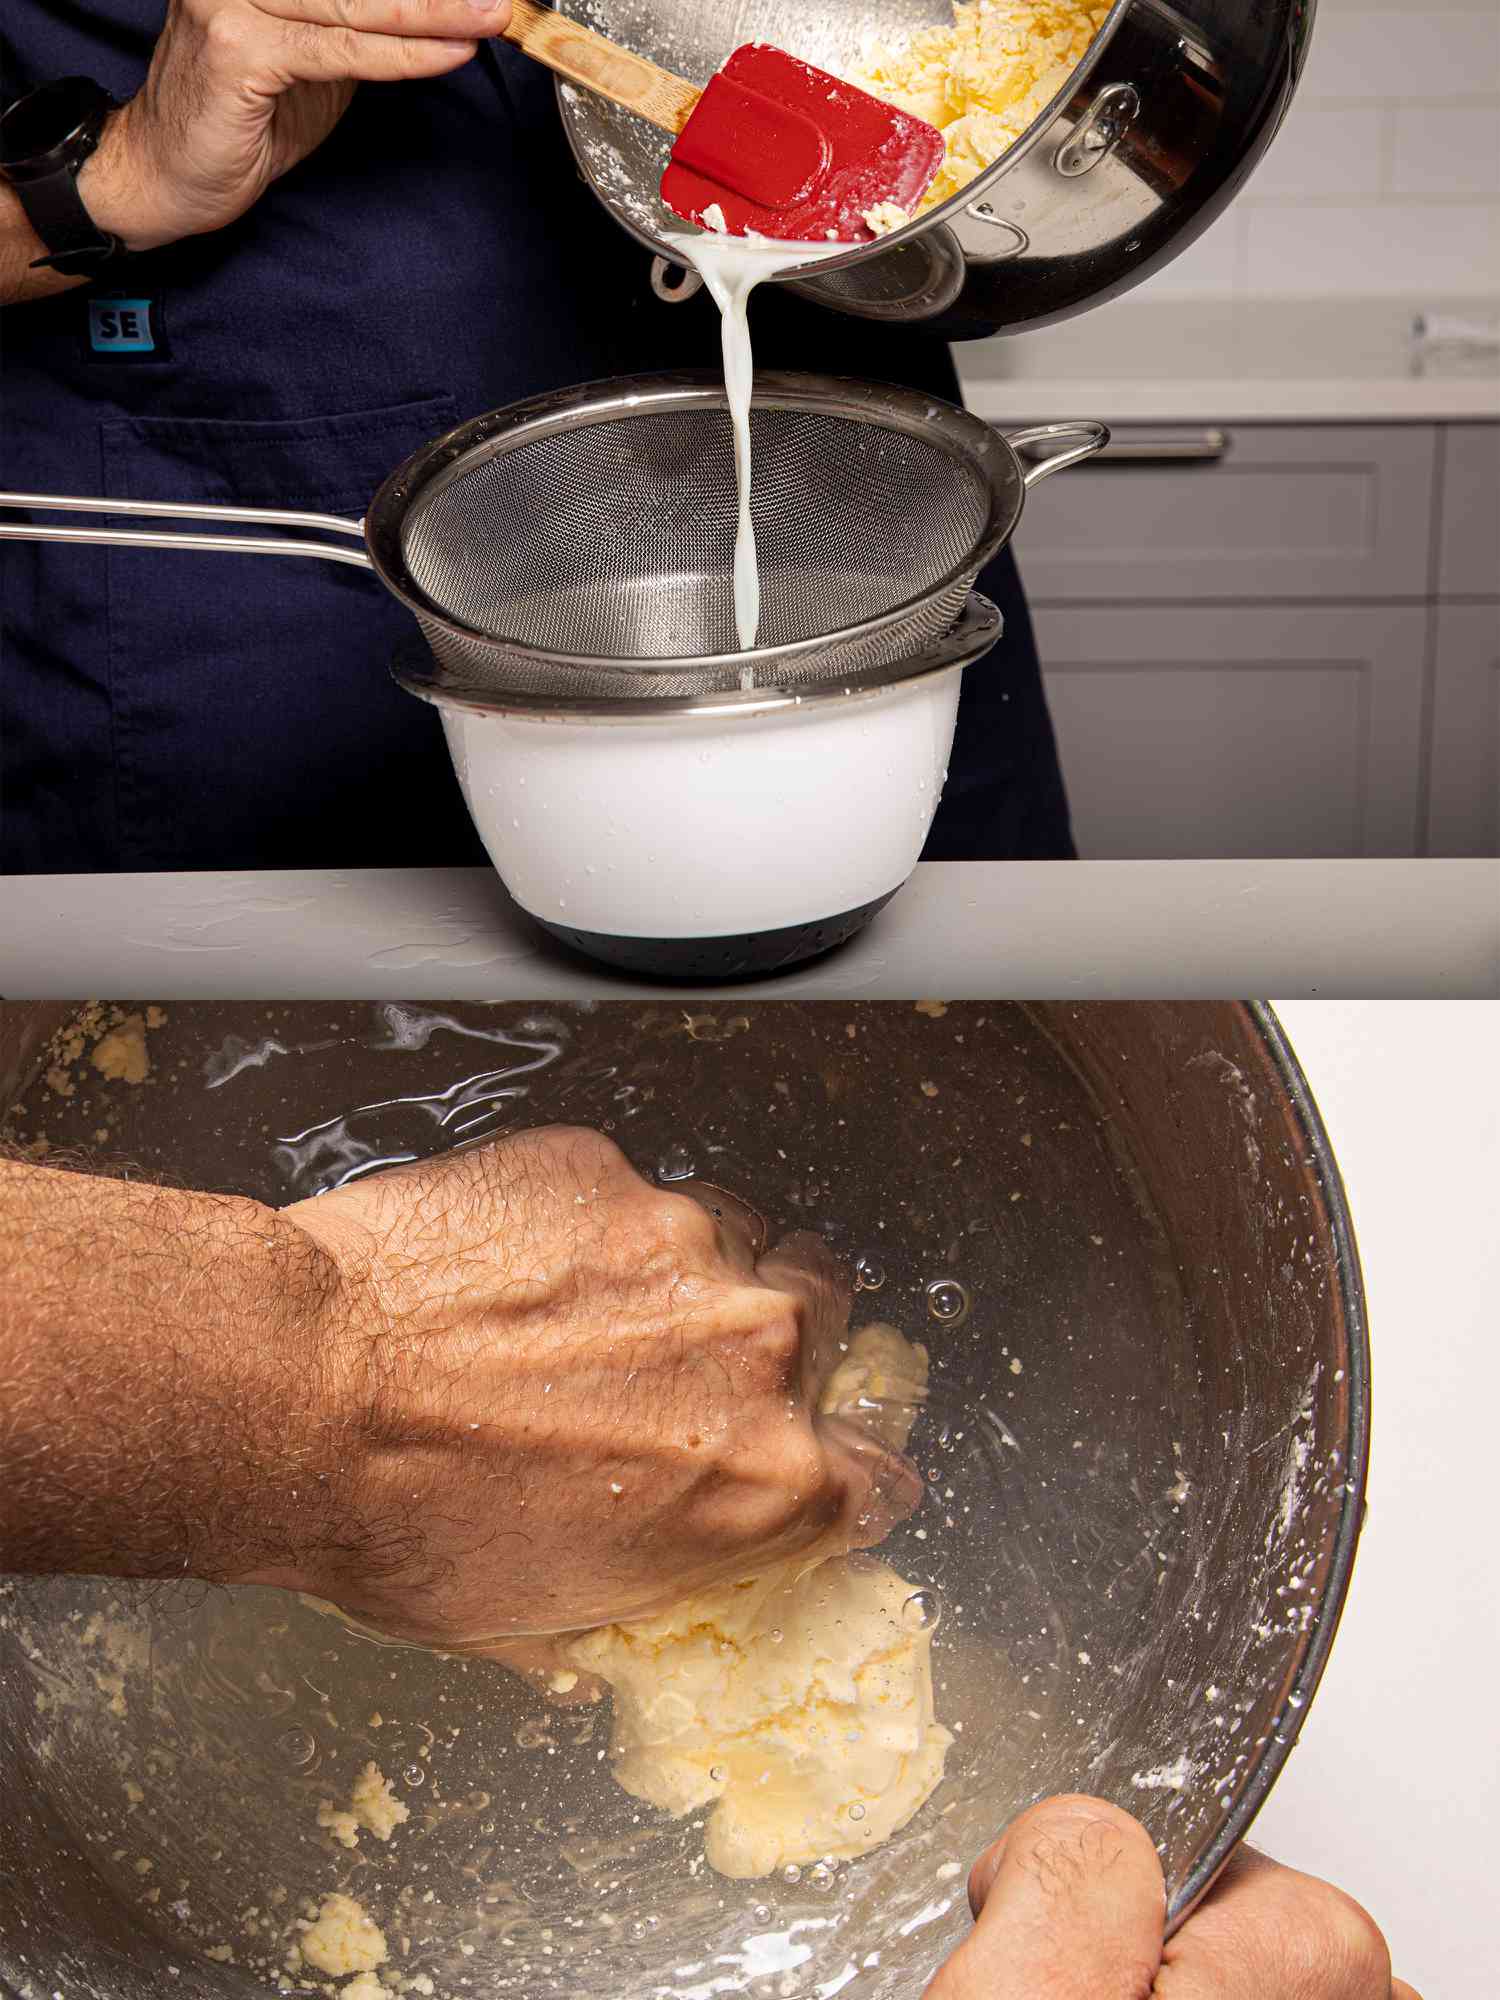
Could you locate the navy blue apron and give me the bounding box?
[0,11,1073,872]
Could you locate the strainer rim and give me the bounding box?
[391,588,1002,719]
[363,370,1025,677]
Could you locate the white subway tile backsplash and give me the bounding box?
[1252,103,1388,197]
[1244,201,1500,296]
[1176,5,1500,303]
[1390,103,1500,196]
[1301,11,1500,104]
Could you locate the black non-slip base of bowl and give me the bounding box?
[531,890,899,981]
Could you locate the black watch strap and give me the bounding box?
[21,161,123,273]
[0,78,124,274]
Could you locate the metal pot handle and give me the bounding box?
[0,491,372,568]
[1004,421,1111,488]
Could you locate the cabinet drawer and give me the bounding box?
[1427,602,1500,857]
[1036,602,1427,859]
[1011,424,1437,603]
[1438,425,1500,598]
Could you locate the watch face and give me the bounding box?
[0,78,107,169]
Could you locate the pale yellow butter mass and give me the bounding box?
[563,1326,951,1880]
[852,0,1113,213]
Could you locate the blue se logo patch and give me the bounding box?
[87,297,164,360]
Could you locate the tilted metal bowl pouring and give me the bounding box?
[560,0,1317,335]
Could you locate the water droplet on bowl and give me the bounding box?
[401,1762,426,1787]
[902,1589,942,1632]
[709,1764,726,1784]
[854,1254,886,1292]
[657,1145,696,1183]
[276,1729,315,1767]
[925,1278,970,1325]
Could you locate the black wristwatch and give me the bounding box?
[0,76,124,275]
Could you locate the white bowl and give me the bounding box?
[406,594,1001,978]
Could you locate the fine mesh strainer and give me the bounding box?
[0,373,1105,710]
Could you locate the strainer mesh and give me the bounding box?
[398,403,995,699]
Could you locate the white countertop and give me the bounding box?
[2,860,1496,999]
[958,295,1500,426]
[1252,1001,1499,2000]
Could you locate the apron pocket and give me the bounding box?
[102,394,484,871]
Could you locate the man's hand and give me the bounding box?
[926,1795,1420,2000]
[80,0,514,253]
[0,1130,914,1654]
[277,1127,915,1651]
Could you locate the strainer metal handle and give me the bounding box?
[0,491,372,569]
[1004,421,1111,488]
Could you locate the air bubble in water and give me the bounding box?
[902,1589,942,1632]
[924,1278,970,1325]
[751,1904,772,1925]
[657,1145,696,1183]
[709,1764,727,1784]
[401,1762,426,1788]
[769,1628,783,1645]
[807,1862,834,1890]
[276,1728,315,1767]
[515,1719,553,1751]
[853,1254,886,1292]
[847,1802,867,1822]
[628,1918,650,1942]
[781,1863,802,1885]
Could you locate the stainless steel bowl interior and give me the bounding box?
[0,1001,1366,2000]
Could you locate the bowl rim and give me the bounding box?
[1164,999,1371,1931]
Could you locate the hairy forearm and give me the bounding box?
[0,181,80,305]
[0,1155,361,1587]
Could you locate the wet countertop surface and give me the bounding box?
[958,295,1500,425]
[3,860,1496,999]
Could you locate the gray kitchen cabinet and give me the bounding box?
[1011,425,1438,605]
[1438,426,1500,599]
[1034,603,1428,859]
[1427,603,1500,858]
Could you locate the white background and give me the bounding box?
[1253,1002,1499,1998]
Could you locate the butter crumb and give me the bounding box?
[317,1762,409,1849]
[862,199,910,235]
[297,1892,388,1977]
[91,1014,151,1084]
[852,1,1111,213]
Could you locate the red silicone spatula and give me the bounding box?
[661,43,946,242]
[500,6,945,244]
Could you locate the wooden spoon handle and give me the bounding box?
[503,1,701,136]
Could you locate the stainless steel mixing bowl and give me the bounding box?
[0,1000,1367,1999]
[560,0,1317,335]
